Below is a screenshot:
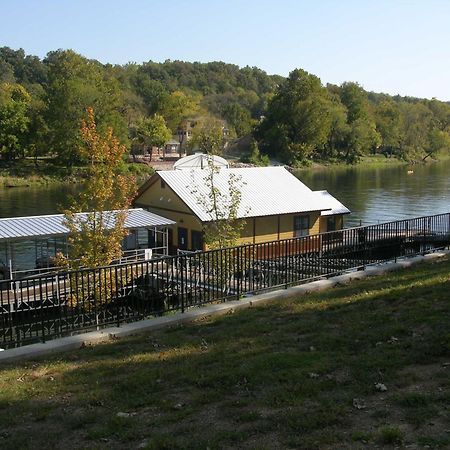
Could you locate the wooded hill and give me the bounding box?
[1,46,449,168]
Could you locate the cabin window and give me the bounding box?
[294,215,309,237]
[327,216,337,232]
[160,179,166,189]
[191,230,203,251]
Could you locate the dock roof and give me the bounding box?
[157,166,338,221]
[314,190,351,216]
[0,208,175,242]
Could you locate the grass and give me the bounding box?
[1,256,449,449]
[0,159,154,187]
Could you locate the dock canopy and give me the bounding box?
[0,208,175,242]
[314,191,351,216]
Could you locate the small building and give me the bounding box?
[163,139,186,161]
[173,152,229,170]
[0,209,175,278]
[134,163,350,252]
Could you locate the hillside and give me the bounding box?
[1,46,450,169]
[1,256,449,449]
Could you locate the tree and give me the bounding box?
[222,102,252,136]
[0,82,31,162]
[44,50,126,165]
[375,99,402,157]
[241,138,269,166]
[159,90,199,131]
[132,114,171,159]
[255,69,333,165]
[61,107,136,269]
[424,128,450,161]
[189,118,226,155]
[190,156,247,250]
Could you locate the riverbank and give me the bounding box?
[299,152,450,173]
[1,255,449,449]
[0,159,154,187]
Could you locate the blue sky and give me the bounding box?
[2,0,450,100]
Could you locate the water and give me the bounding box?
[0,184,81,272]
[0,161,449,224]
[0,161,449,270]
[0,162,449,225]
[0,183,80,219]
[296,159,450,227]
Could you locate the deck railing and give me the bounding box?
[1,213,449,349]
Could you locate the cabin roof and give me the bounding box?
[314,190,351,216]
[156,166,340,221]
[0,208,175,242]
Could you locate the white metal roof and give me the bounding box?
[173,153,229,170]
[0,208,175,242]
[158,166,335,221]
[314,190,351,216]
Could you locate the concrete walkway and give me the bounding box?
[1,251,448,364]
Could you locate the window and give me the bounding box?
[326,216,337,232]
[294,215,309,237]
[191,230,203,251]
[160,179,166,189]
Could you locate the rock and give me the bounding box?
[172,403,184,410]
[137,440,149,449]
[375,382,387,392]
[309,346,316,352]
[308,372,319,379]
[352,398,366,410]
[116,412,131,418]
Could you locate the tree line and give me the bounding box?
[1,47,449,169]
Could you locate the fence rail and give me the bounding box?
[1,213,449,349]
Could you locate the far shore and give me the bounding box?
[1,153,448,187]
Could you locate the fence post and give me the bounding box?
[39,277,46,344]
[180,255,185,313]
[285,239,289,288]
[236,246,241,299]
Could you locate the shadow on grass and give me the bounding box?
[1,258,449,449]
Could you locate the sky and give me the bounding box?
[2,0,450,101]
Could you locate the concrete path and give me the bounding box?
[1,251,448,364]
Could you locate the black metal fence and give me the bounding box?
[1,213,449,349]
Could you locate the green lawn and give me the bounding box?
[1,257,449,449]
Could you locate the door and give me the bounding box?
[178,227,188,250]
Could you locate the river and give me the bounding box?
[0,160,449,226]
[296,159,450,227]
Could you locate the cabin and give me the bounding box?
[134,155,350,252]
[0,209,175,279]
[162,139,184,161]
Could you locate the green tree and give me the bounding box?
[339,82,381,160]
[0,82,31,162]
[398,102,433,159]
[189,118,226,155]
[159,90,199,131]
[255,69,333,165]
[375,99,402,157]
[132,114,171,158]
[44,50,126,165]
[61,107,136,269]
[222,102,252,137]
[424,128,450,160]
[241,138,269,166]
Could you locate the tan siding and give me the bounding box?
[136,175,327,249]
[253,216,279,244]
